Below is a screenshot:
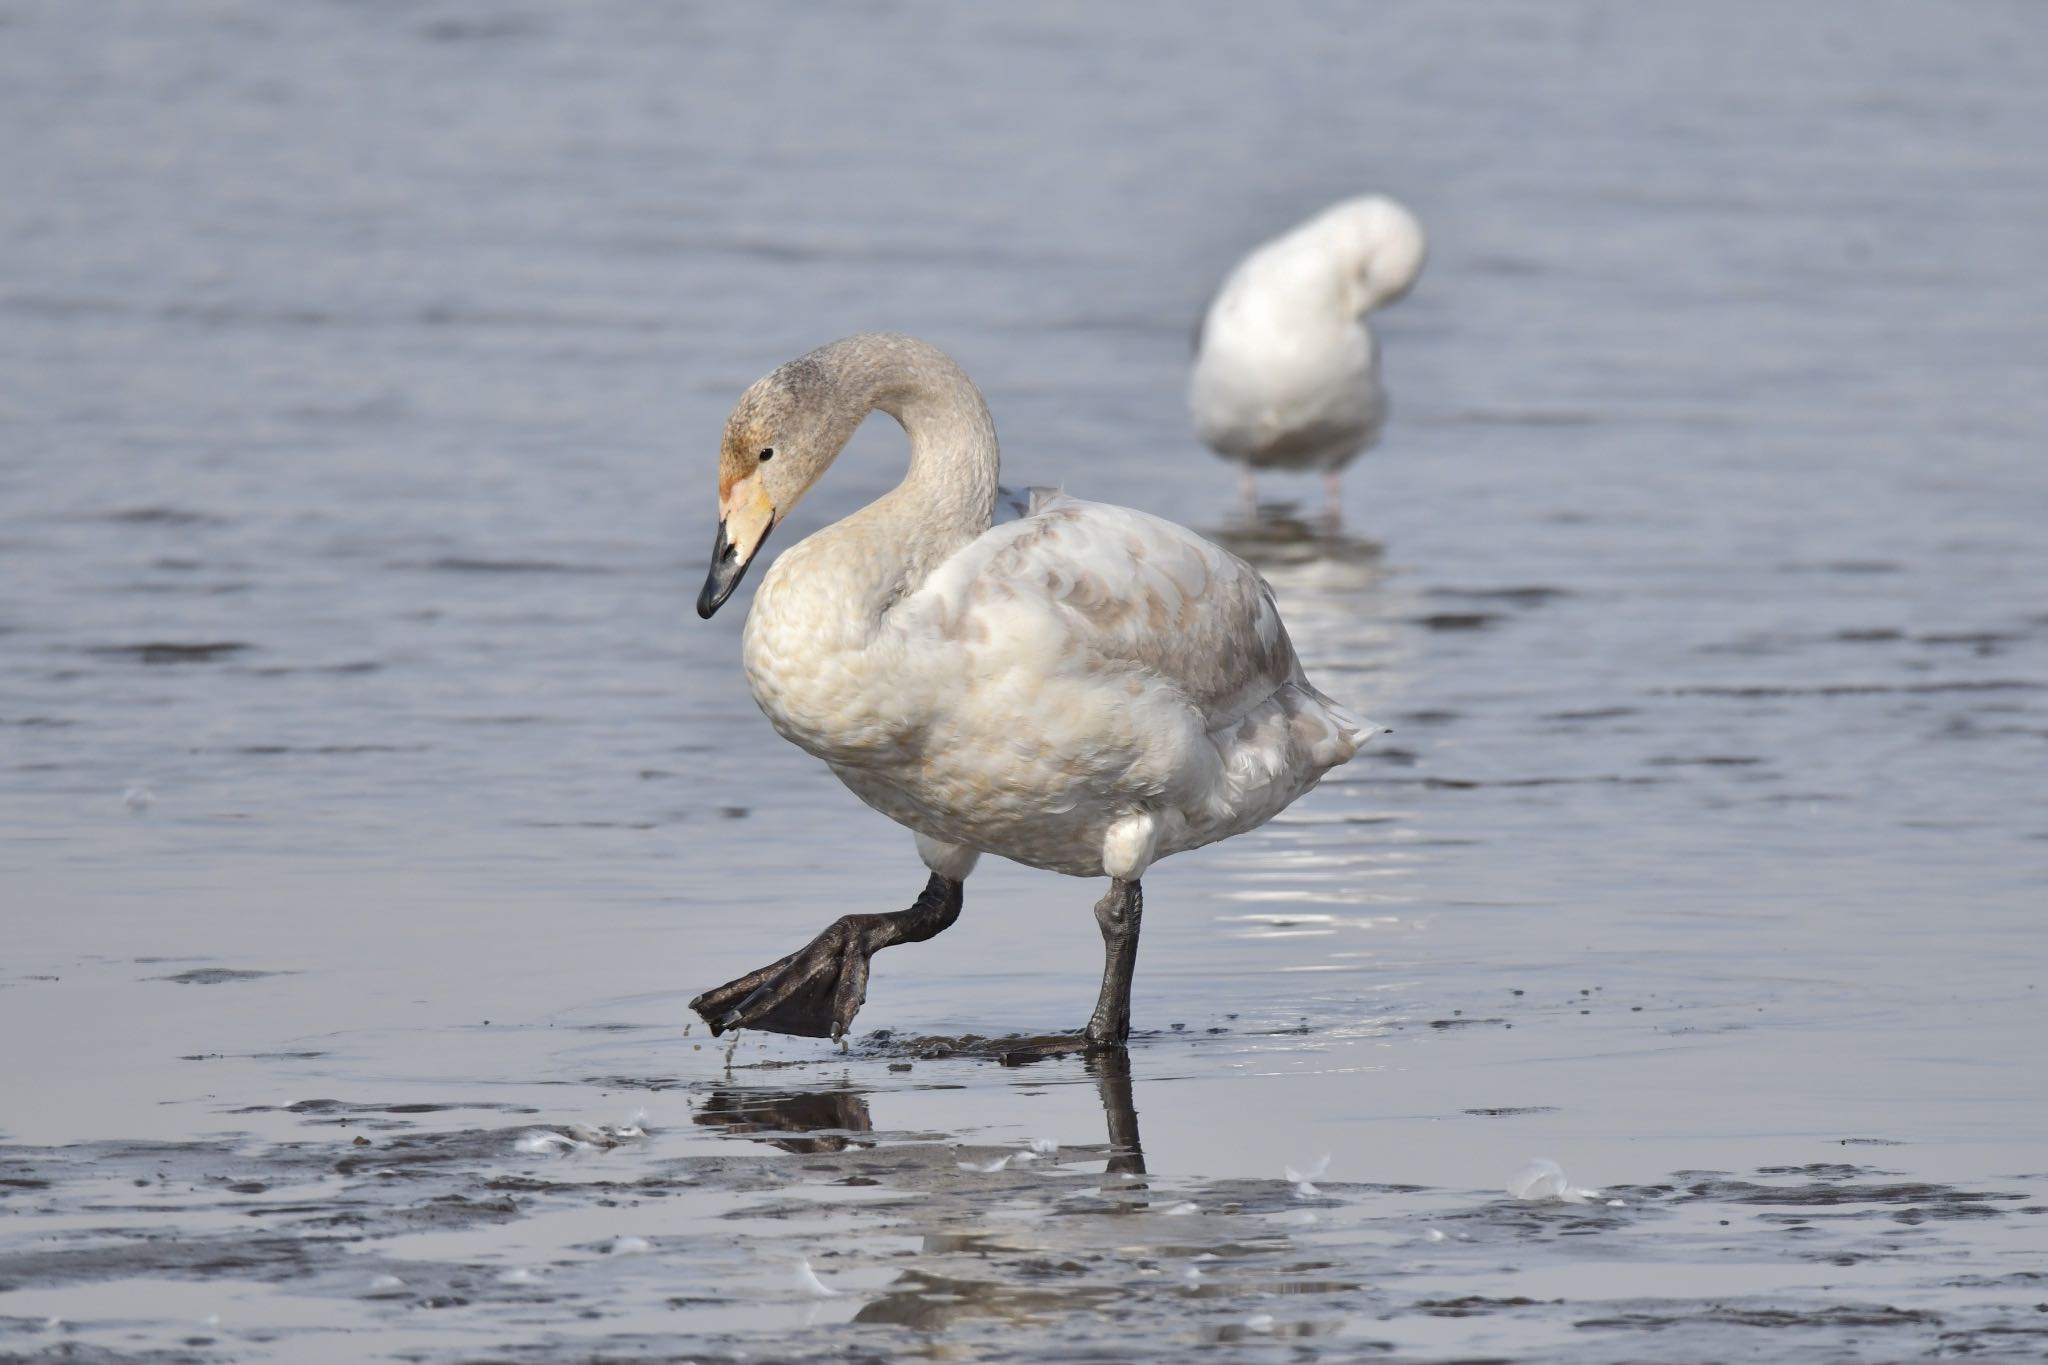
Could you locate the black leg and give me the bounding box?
[1083,878,1142,1048]
[689,873,962,1042]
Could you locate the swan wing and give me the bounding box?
[916,495,1343,736]
[865,495,1373,869]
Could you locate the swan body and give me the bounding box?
[746,492,1367,878]
[691,333,1375,1044]
[1189,196,1425,514]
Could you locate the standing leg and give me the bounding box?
[1323,469,1344,532]
[1084,878,1143,1048]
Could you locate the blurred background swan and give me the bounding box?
[1189,195,1425,526]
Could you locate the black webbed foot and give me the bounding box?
[689,874,963,1041]
[689,919,872,1039]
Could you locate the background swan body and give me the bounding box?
[1189,195,1425,518]
[692,333,1376,1045]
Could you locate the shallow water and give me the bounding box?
[3,2,2046,1361]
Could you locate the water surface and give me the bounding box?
[3,2,2045,1361]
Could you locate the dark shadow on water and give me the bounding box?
[1089,1048,1147,1181]
[850,1030,1150,1178]
[700,1046,1148,1177]
[691,1086,873,1153]
[990,1045,1150,1183]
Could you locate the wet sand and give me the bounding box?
[4,1,2047,1361]
[3,1014,2045,1361]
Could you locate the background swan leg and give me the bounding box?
[688,873,964,1041]
[1323,469,1344,530]
[1083,878,1143,1047]
[1239,467,1259,521]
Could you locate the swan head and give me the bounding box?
[1322,195,1426,316]
[698,353,857,618]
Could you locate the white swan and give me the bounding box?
[1189,195,1425,523]
[692,334,1377,1049]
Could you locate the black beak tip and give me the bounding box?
[696,517,764,620]
[697,564,736,619]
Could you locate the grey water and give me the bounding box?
[3,1,2046,1360]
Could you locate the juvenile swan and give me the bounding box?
[692,334,1376,1048]
[1190,195,1425,523]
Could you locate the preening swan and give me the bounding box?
[692,334,1377,1048]
[1190,195,1425,523]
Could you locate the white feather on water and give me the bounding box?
[1508,1157,1602,1203]
[1284,1152,1330,1197]
[794,1257,844,1298]
[515,1116,650,1157]
[514,1130,582,1156]
[957,1154,1012,1173]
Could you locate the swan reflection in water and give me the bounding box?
[694,1048,1144,1174]
[691,1084,877,1155]
[689,1039,1384,1341]
[695,1050,1151,1329]
[1206,506,1385,575]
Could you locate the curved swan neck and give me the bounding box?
[813,333,1000,572]
[1219,197,1424,334]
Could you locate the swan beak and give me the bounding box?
[697,482,775,619]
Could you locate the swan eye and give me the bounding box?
[758,448,775,463]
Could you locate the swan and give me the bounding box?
[691,334,1377,1049]
[1189,195,1425,523]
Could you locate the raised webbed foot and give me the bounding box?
[689,874,963,1041]
[690,918,873,1040]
